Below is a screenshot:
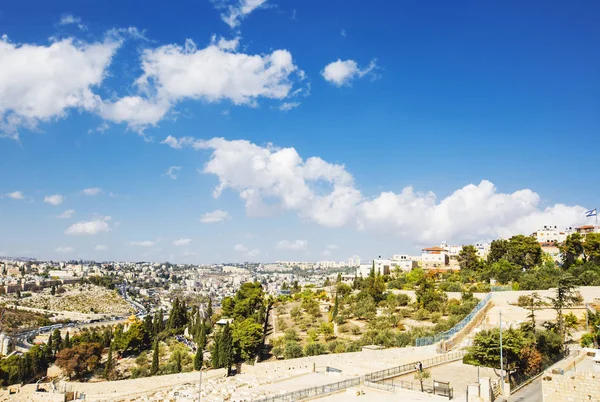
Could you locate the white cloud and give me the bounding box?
[216,0,268,29]
[95,244,108,251]
[6,191,25,200]
[321,59,378,86]
[234,243,260,258]
[55,246,74,253]
[58,14,87,31]
[173,238,192,247]
[277,239,308,251]
[128,240,155,247]
[44,194,64,206]
[104,38,303,132]
[340,29,347,37]
[57,209,75,219]
[65,216,111,235]
[81,187,103,196]
[165,166,182,180]
[200,209,230,223]
[171,136,587,245]
[279,102,300,112]
[0,35,121,139]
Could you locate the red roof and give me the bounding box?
[422,246,446,251]
[577,225,596,230]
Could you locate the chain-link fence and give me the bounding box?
[415,293,492,347]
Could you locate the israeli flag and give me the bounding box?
[586,208,597,217]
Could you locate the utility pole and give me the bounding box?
[198,367,202,402]
[499,310,504,394]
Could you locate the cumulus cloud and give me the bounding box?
[81,187,103,196]
[57,209,76,219]
[0,35,121,139]
[200,209,230,223]
[95,244,108,251]
[234,243,260,257]
[215,0,268,29]
[173,238,192,246]
[165,166,182,180]
[102,38,304,132]
[277,240,308,251]
[166,136,587,245]
[55,246,74,253]
[44,194,64,206]
[321,59,378,86]
[5,191,25,200]
[128,240,155,247]
[65,216,111,235]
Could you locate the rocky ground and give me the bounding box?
[17,284,132,315]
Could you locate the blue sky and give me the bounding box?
[0,0,598,263]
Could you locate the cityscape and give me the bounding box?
[1,1,600,402]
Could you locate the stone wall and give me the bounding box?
[542,370,600,402]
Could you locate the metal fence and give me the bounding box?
[364,350,465,382]
[510,349,578,394]
[253,377,362,402]
[490,285,513,292]
[415,293,492,347]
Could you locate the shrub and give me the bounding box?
[304,342,327,356]
[283,341,303,359]
[430,312,443,323]
[397,293,411,306]
[350,324,361,335]
[413,309,429,321]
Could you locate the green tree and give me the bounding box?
[487,239,509,265]
[304,342,326,356]
[518,292,547,334]
[283,341,303,359]
[584,233,600,263]
[232,318,263,362]
[220,324,234,376]
[488,259,522,284]
[464,328,528,372]
[194,347,203,371]
[458,245,482,271]
[560,233,584,268]
[331,294,339,320]
[506,235,543,270]
[150,339,159,375]
[548,274,580,349]
[63,332,72,349]
[414,369,431,393]
[104,345,114,380]
[51,329,62,354]
[50,285,56,296]
[221,297,235,318]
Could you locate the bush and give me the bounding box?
[413,309,429,321]
[304,342,327,356]
[396,293,411,306]
[580,333,595,347]
[283,341,304,359]
[284,328,299,342]
[350,324,362,335]
[430,312,443,323]
[338,324,349,333]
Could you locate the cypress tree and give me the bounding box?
[63,332,71,349]
[194,346,203,371]
[51,329,62,354]
[174,350,182,373]
[332,294,339,319]
[221,324,233,376]
[104,345,114,379]
[211,331,221,368]
[206,299,213,322]
[151,339,159,375]
[198,322,206,350]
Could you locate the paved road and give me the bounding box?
[506,377,542,402]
